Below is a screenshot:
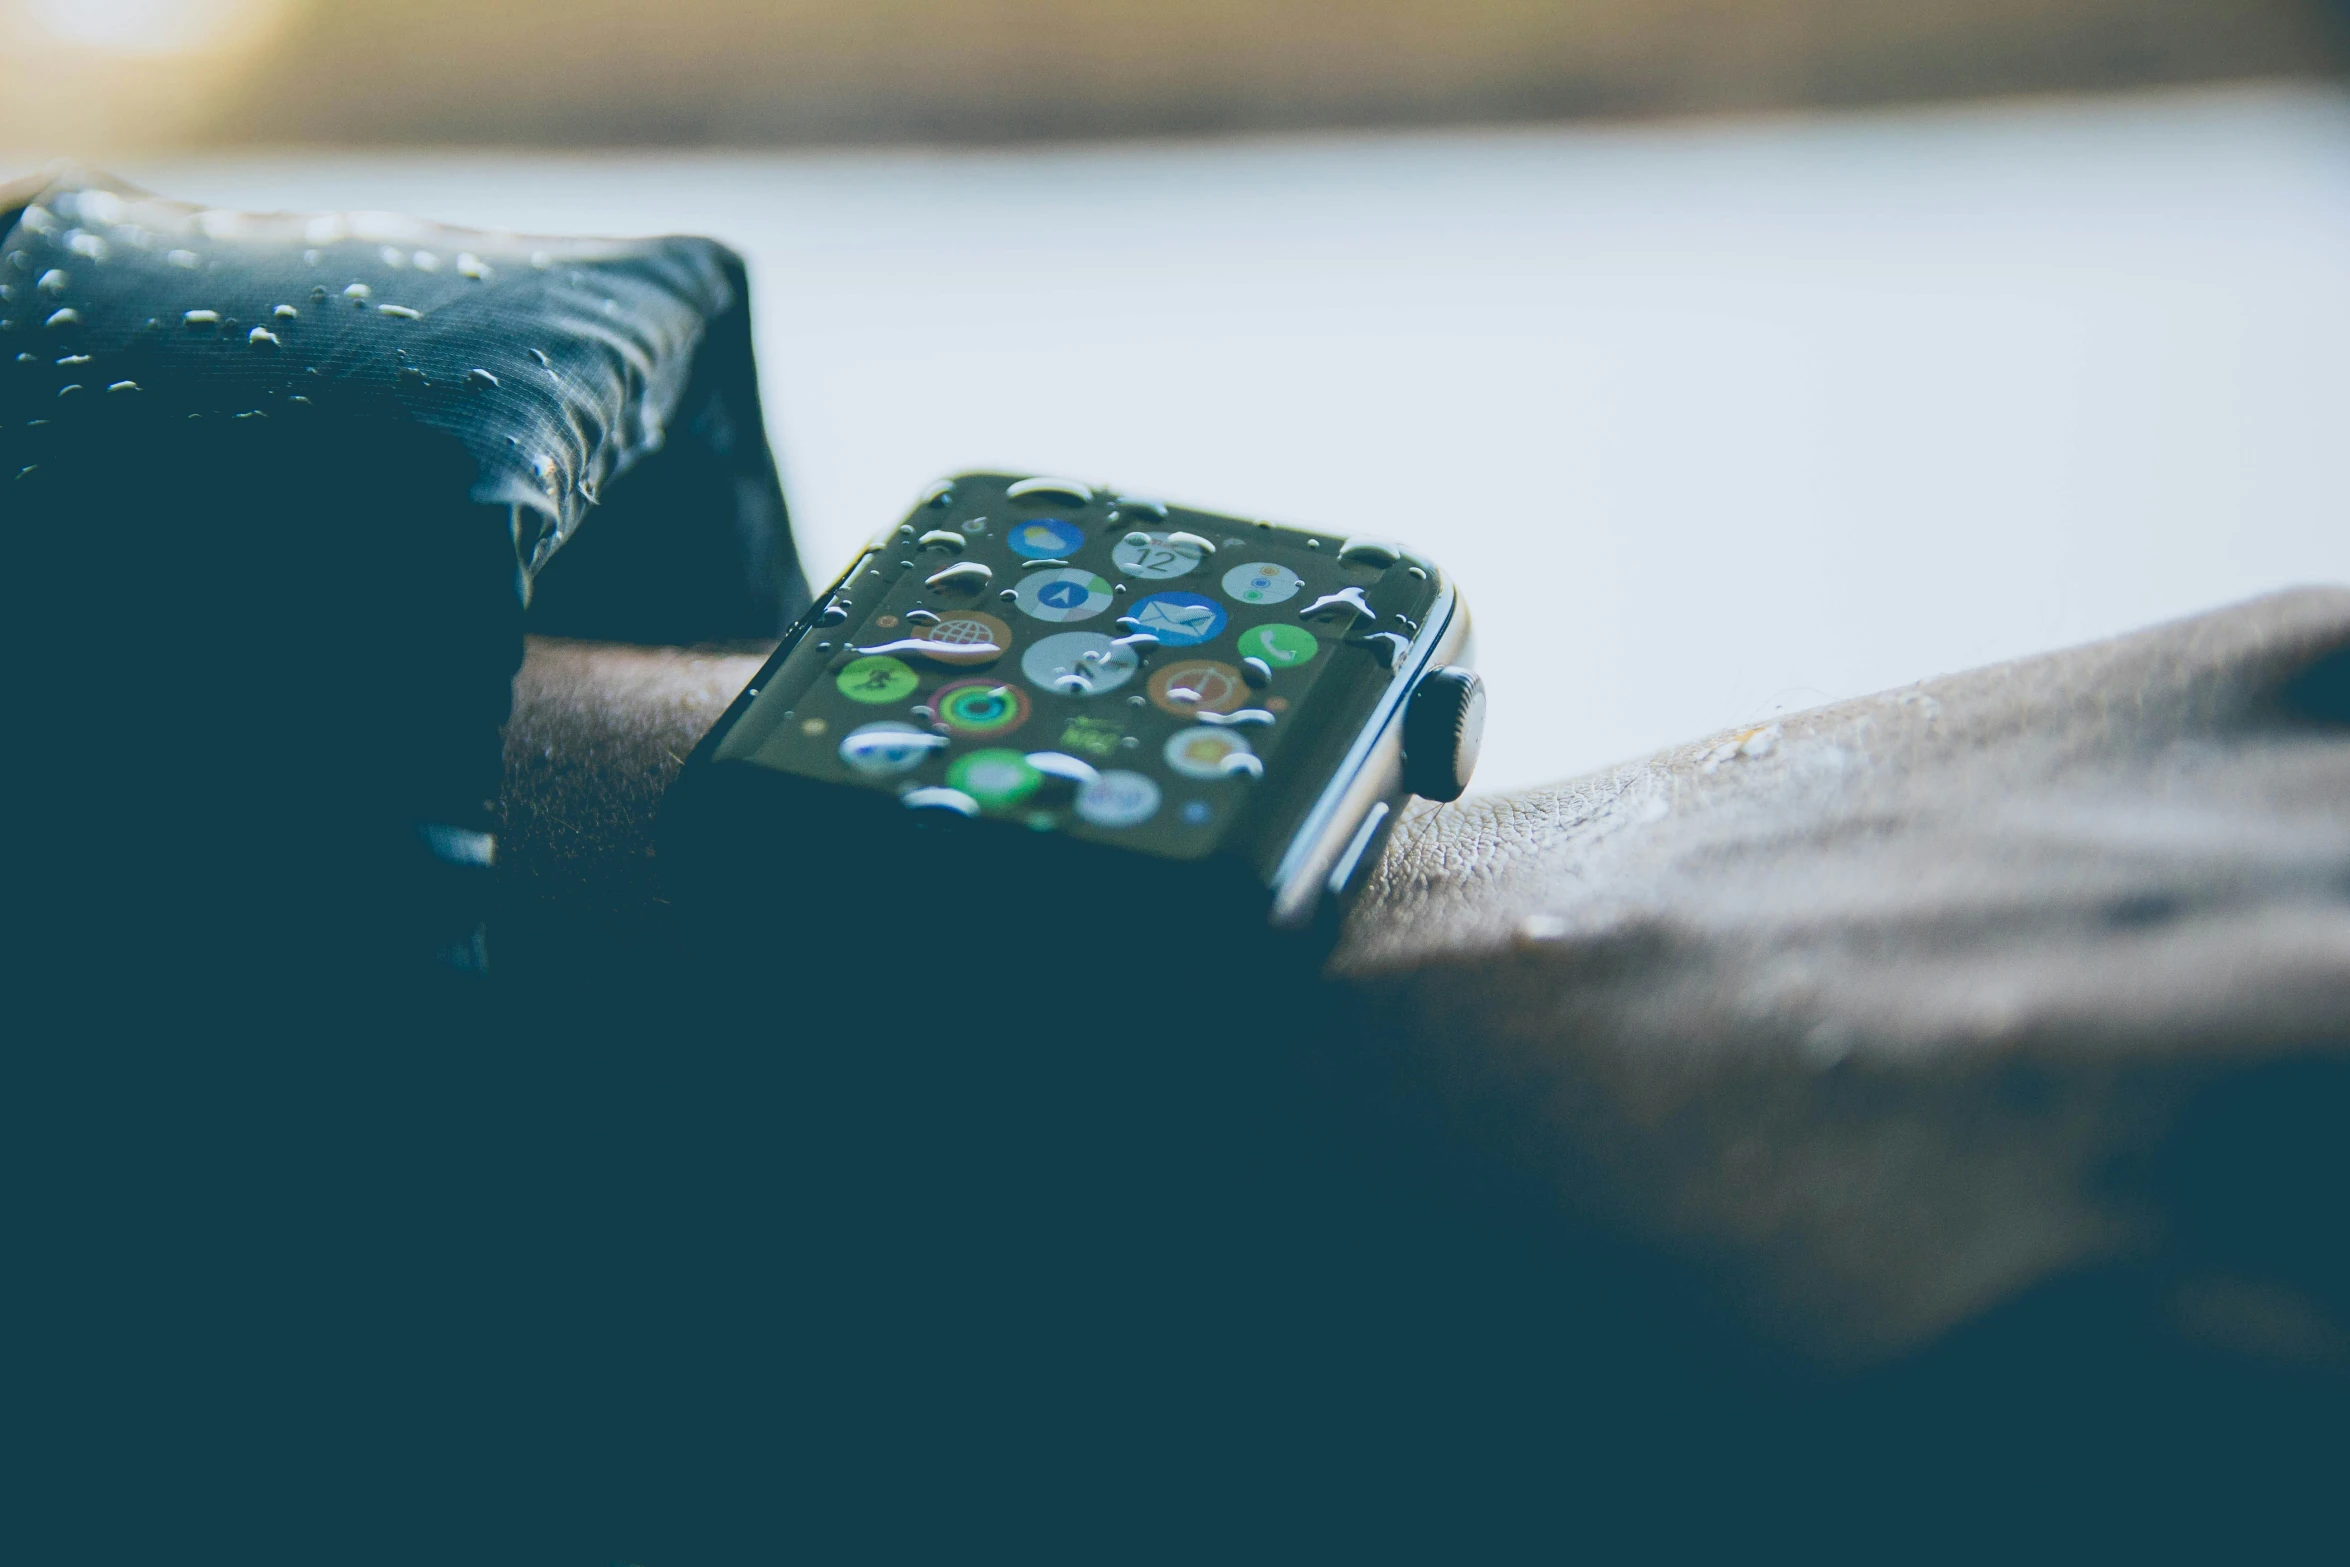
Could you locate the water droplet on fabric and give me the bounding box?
[168,249,201,270]
[411,251,441,272]
[399,365,428,386]
[456,252,491,280]
[35,269,68,295]
[248,326,280,350]
[300,248,321,267]
[343,283,371,303]
[107,380,139,393]
[55,352,89,365]
[44,308,80,329]
[378,246,406,269]
[273,304,298,319]
[378,304,421,320]
[66,231,108,261]
[465,367,498,390]
[56,383,82,397]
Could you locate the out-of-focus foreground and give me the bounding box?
[1,0,2344,153]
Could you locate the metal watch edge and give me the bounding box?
[1265,571,1468,929]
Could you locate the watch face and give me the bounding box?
[709,475,1443,864]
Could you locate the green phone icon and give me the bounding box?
[1238,623,1317,668]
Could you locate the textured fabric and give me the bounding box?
[1338,586,2350,1360]
[1,166,808,979]
[2,165,801,623]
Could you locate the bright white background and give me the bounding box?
[90,83,2350,793]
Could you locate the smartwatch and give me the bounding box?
[665,473,1481,946]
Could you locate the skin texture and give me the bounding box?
[504,589,2350,1365]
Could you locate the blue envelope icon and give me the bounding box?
[1130,591,1229,647]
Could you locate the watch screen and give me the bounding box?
[710,475,1443,863]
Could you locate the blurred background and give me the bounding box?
[7,0,2350,790]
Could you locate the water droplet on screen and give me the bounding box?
[917,529,967,553]
[818,604,849,626]
[904,609,941,626]
[1005,476,1094,503]
[902,787,979,817]
[1122,531,1152,548]
[1219,753,1265,779]
[997,589,1018,602]
[920,480,954,507]
[1337,537,1402,568]
[1301,586,1374,624]
[1165,531,1216,555]
[465,367,498,390]
[1241,657,1271,688]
